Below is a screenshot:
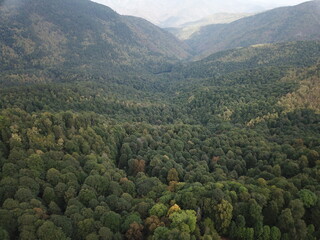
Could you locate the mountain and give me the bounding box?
[93,0,306,27]
[0,0,190,85]
[187,0,320,58]
[166,12,253,40]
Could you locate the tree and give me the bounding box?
[149,203,168,218]
[98,227,113,240]
[128,159,145,176]
[244,228,254,240]
[169,210,197,234]
[37,221,68,240]
[0,177,18,203]
[167,168,179,183]
[78,188,97,206]
[167,204,181,216]
[43,187,57,205]
[247,200,263,228]
[26,154,44,177]
[101,211,122,233]
[125,222,144,240]
[50,215,73,238]
[77,218,95,239]
[202,218,220,239]
[46,168,61,186]
[277,209,294,233]
[214,199,233,234]
[122,213,142,232]
[289,199,305,219]
[14,188,33,202]
[306,224,316,240]
[179,192,197,210]
[145,216,164,233]
[298,189,317,208]
[153,227,169,240]
[294,219,307,240]
[270,226,281,240]
[259,225,270,240]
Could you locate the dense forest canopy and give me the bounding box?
[1,0,320,240]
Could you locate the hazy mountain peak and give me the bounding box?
[92,0,308,27]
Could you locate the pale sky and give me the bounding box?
[92,0,309,27]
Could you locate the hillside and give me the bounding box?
[173,41,320,79]
[165,41,320,125]
[187,0,320,58]
[0,0,190,85]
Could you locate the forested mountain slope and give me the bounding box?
[173,41,320,78]
[1,1,320,240]
[0,0,190,85]
[187,0,320,58]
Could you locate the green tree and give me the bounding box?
[270,226,281,240]
[153,227,169,240]
[98,227,113,240]
[214,199,233,234]
[46,168,61,186]
[298,189,317,208]
[37,221,68,240]
[77,218,95,239]
[149,203,168,218]
[14,188,34,202]
[169,210,197,234]
[259,225,270,240]
[289,199,305,219]
[26,154,44,177]
[277,209,294,234]
[101,211,121,233]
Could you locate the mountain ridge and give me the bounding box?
[166,12,254,40]
[0,0,190,85]
[187,0,320,58]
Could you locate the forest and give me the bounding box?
[1,40,320,240]
[1,0,320,239]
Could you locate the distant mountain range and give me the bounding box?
[166,13,254,40]
[92,0,307,27]
[186,0,320,58]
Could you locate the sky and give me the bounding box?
[92,0,309,27]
